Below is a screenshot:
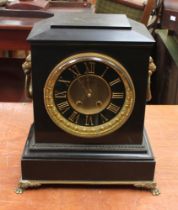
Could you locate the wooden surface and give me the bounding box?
[0,16,42,50]
[0,7,92,50]
[0,103,178,210]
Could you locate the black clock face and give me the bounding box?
[44,52,135,138]
[53,60,125,127]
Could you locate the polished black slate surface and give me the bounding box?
[50,13,131,29]
[31,42,151,144]
[22,126,155,181]
[28,12,154,43]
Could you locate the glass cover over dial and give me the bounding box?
[44,52,135,138]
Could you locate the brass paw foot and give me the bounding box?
[16,180,42,194]
[15,187,24,194]
[151,187,160,196]
[134,182,160,196]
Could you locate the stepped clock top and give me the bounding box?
[28,12,154,44]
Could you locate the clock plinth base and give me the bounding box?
[20,125,157,194]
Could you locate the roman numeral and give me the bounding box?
[109,78,121,86]
[100,113,108,123]
[112,92,124,99]
[84,62,95,74]
[57,101,70,114]
[58,79,71,86]
[68,65,81,77]
[85,115,94,126]
[54,91,67,99]
[68,111,80,124]
[106,103,120,114]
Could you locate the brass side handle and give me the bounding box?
[22,53,32,99]
[147,56,156,102]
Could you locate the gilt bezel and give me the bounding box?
[44,52,135,138]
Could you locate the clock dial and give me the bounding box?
[44,52,135,138]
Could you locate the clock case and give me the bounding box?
[21,13,156,187]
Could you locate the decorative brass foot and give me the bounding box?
[134,182,160,196]
[16,180,42,194]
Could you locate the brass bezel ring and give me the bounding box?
[44,52,135,138]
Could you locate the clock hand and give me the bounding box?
[76,76,92,98]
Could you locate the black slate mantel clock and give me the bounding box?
[16,12,159,195]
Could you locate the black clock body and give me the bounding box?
[21,13,156,183]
